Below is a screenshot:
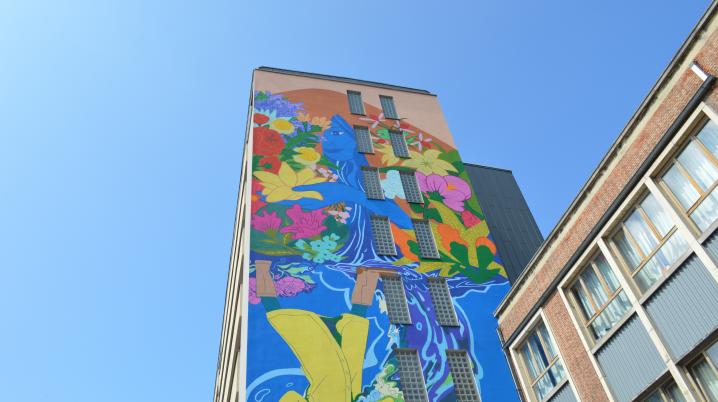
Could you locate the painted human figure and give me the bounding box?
[255,259,393,402]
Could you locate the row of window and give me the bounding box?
[347,90,399,119]
[381,274,458,326]
[354,124,411,157]
[361,167,423,203]
[370,215,439,259]
[395,348,480,402]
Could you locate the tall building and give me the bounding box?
[495,2,718,402]
[215,67,541,402]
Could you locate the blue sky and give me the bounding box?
[0,1,711,401]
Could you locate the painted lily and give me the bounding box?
[402,149,458,176]
[253,162,327,203]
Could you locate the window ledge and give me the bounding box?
[590,308,638,355]
[637,249,694,306]
[539,378,570,402]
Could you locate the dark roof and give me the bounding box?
[255,66,435,96]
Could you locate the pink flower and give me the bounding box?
[416,172,472,212]
[461,210,482,228]
[358,113,385,129]
[275,276,311,297]
[251,210,282,232]
[280,205,327,239]
[248,277,260,304]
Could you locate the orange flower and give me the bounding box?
[436,223,465,252]
[391,225,419,260]
[476,237,496,255]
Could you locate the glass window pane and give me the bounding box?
[664,381,686,402]
[446,350,481,402]
[347,90,365,115]
[595,254,620,292]
[590,291,631,339]
[390,130,410,158]
[641,194,673,237]
[395,349,429,402]
[521,344,539,379]
[691,359,718,402]
[572,285,595,320]
[382,275,412,324]
[362,167,384,200]
[614,230,642,270]
[428,278,459,326]
[634,233,688,292]
[371,216,397,256]
[625,209,659,255]
[691,187,718,231]
[400,171,423,203]
[538,324,558,359]
[354,125,374,153]
[581,267,608,306]
[698,120,718,157]
[663,164,701,210]
[413,220,439,259]
[380,95,399,119]
[678,141,718,191]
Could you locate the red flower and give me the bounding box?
[280,205,327,239]
[251,179,266,214]
[253,127,284,156]
[253,113,269,125]
[259,156,281,173]
[461,210,482,228]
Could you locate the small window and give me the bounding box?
[641,379,686,402]
[355,125,374,154]
[517,321,566,401]
[687,341,718,402]
[428,278,459,326]
[380,95,399,119]
[347,90,365,115]
[362,167,384,200]
[413,219,440,259]
[446,350,481,402]
[382,274,412,324]
[371,215,397,256]
[610,193,689,293]
[660,119,718,233]
[390,130,410,158]
[395,348,429,402]
[400,170,423,203]
[568,252,632,341]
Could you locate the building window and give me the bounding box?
[395,348,429,402]
[660,119,718,233]
[641,379,686,402]
[610,192,689,293]
[382,274,412,324]
[380,95,399,119]
[347,90,365,115]
[371,215,397,256]
[688,341,718,402]
[568,252,632,341]
[390,130,410,158]
[428,277,459,326]
[400,170,423,203]
[517,321,566,401]
[413,219,440,259]
[446,350,481,402]
[362,167,385,200]
[355,125,374,154]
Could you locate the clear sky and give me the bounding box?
[0,1,712,401]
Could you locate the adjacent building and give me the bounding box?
[214,67,541,401]
[495,3,718,402]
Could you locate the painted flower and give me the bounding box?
[248,277,260,304]
[250,179,266,214]
[280,204,327,239]
[251,210,282,232]
[274,276,311,297]
[253,126,285,156]
[253,162,327,203]
[270,118,295,135]
[376,143,400,166]
[327,204,351,223]
[293,146,321,167]
[258,155,281,173]
[297,112,331,131]
[417,172,472,212]
[393,120,414,134]
[402,149,458,176]
[254,91,303,118]
[317,167,339,182]
[253,112,269,125]
[359,113,385,129]
[381,170,405,199]
[412,132,433,151]
[461,210,482,228]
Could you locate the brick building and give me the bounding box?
[495,2,718,402]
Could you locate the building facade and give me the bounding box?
[214,67,541,401]
[495,3,718,402]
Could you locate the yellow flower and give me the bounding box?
[296,112,330,130]
[402,149,458,175]
[270,118,295,134]
[376,143,400,166]
[293,147,321,166]
[253,162,327,203]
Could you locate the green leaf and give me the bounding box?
[430,200,462,229]
[476,245,495,269]
[449,242,470,266]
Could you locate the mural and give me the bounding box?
[246,88,518,401]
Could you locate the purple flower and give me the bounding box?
[416,172,472,212]
[254,91,303,118]
[275,276,312,297]
[280,205,327,239]
[251,211,282,232]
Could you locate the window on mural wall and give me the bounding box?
[517,321,567,401]
[428,277,459,326]
[395,348,429,402]
[413,219,440,259]
[381,274,412,324]
[568,251,632,342]
[390,130,410,158]
[370,215,397,256]
[347,90,365,115]
[362,166,384,200]
[660,118,718,233]
[400,170,424,203]
[446,350,481,402]
[354,125,374,153]
[609,193,689,293]
[379,95,399,119]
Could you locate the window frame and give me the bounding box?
[354,124,374,154]
[361,166,385,200]
[347,90,365,115]
[428,277,459,327]
[379,95,399,120]
[381,273,412,324]
[389,129,411,158]
[371,215,397,256]
[686,343,718,402]
[657,115,718,236]
[394,348,429,402]
[412,219,440,259]
[445,349,481,401]
[400,170,424,204]
[639,378,686,402]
